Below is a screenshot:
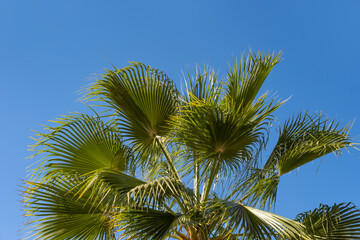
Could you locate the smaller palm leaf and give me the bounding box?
[295,202,360,239]
[23,175,116,240]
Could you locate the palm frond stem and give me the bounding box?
[155,136,181,181]
[193,151,200,204]
[201,158,220,203]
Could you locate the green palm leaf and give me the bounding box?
[31,114,133,177]
[265,112,353,175]
[184,65,222,103]
[208,199,308,239]
[225,51,282,110]
[87,62,179,165]
[28,114,148,211]
[23,175,116,240]
[226,167,279,210]
[295,202,360,239]
[228,113,353,211]
[127,177,195,213]
[175,84,283,203]
[115,208,178,240]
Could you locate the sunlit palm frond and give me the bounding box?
[174,92,282,203]
[86,62,179,164]
[126,177,195,213]
[265,112,353,175]
[225,51,282,111]
[30,114,133,178]
[23,175,116,240]
[227,112,354,212]
[171,52,284,204]
[207,199,309,240]
[176,99,252,165]
[183,65,222,103]
[295,202,360,239]
[26,114,148,213]
[69,169,145,212]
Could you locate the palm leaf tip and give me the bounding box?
[226,50,282,110]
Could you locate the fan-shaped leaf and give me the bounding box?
[208,199,308,239]
[23,175,116,240]
[295,202,360,239]
[87,62,179,163]
[114,208,178,240]
[265,113,353,175]
[31,114,133,178]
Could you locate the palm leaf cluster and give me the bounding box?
[23,52,359,239]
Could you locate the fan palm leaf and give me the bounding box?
[295,202,360,239]
[30,114,133,177]
[265,112,353,175]
[225,51,282,111]
[23,175,116,240]
[114,208,179,240]
[86,62,179,169]
[228,112,353,212]
[207,199,308,239]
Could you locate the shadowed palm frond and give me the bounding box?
[23,175,116,240]
[114,208,179,240]
[295,202,360,239]
[226,167,279,210]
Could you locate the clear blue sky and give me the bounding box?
[1,0,360,239]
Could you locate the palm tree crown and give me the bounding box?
[23,51,360,239]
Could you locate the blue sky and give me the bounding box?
[1,0,360,239]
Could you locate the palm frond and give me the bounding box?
[30,114,133,179]
[126,177,195,212]
[226,167,279,210]
[86,62,179,165]
[114,208,179,240]
[265,112,353,175]
[70,169,145,212]
[225,51,282,111]
[183,65,222,103]
[295,202,360,239]
[23,175,116,240]
[24,57,359,240]
[174,92,283,203]
[207,199,309,239]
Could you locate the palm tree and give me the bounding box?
[23,51,360,239]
